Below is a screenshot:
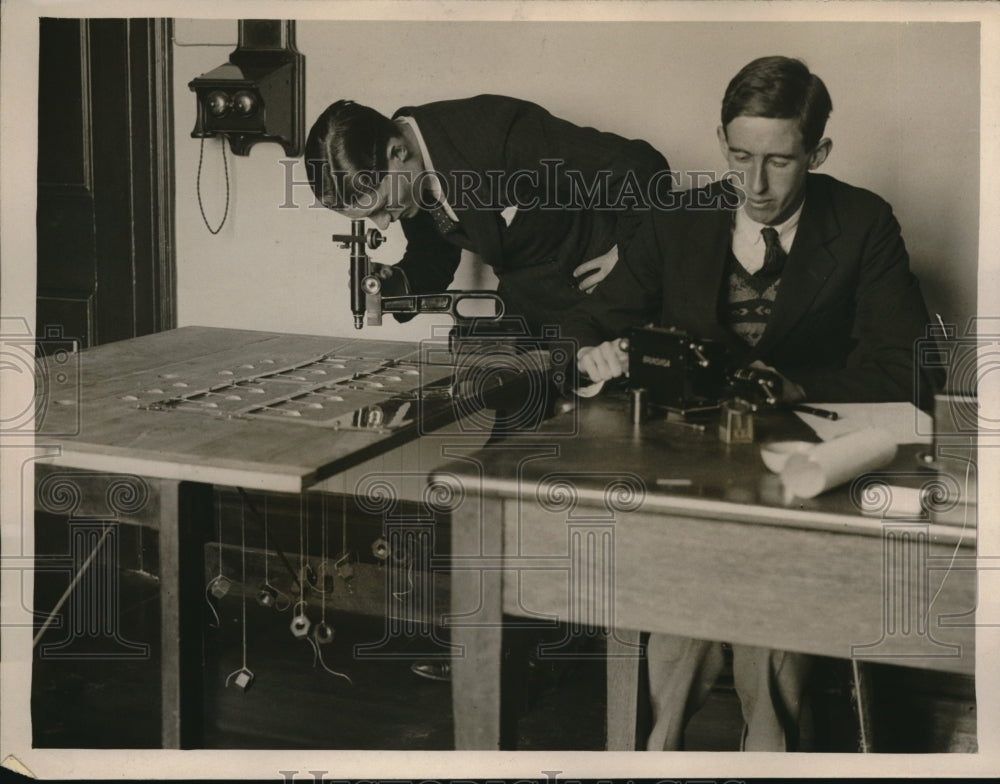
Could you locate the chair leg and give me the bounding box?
[850,659,875,752]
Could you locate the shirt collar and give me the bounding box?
[395,116,458,221]
[733,200,804,251]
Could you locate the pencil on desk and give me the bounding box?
[793,404,839,421]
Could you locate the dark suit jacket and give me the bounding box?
[561,173,935,405]
[389,95,670,331]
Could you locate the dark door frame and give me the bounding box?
[37,17,176,347]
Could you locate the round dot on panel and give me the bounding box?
[121,395,139,401]
[219,370,234,376]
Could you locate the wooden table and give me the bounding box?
[34,325,488,748]
[435,394,977,750]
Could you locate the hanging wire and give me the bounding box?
[337,494,355,595]
[225,496,253,688]
[308,636,353,684]
[262,494,269,579]
[341,495,348,555]
[304,493,311,589]
[204,488,227,628]
[259,494,290,611]
[197,135,230,234]
[237,487,302,595]
[320,496,329,606]
[239,500,248,668]
[299,493,307,595]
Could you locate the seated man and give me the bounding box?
[561,56,936,750]
[303,95,670,335]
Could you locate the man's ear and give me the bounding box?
[386,137,409,164]
[808,138,832,170]
[716,125,729,159]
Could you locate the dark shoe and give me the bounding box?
[410,660,451,682]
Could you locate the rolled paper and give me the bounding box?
[859,485,925,518]
[781,428,898,499]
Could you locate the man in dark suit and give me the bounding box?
[304,95,670,334]
[565,57,935,750]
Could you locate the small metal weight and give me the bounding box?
[256,583,278,608]
[333,552,356,594]
[290,611,311,638]
[294,563,318,595]
[209,575,232,599]
[371,536,389,561]
[334,552,355,582]
[231,669,254,691]
[313,621,335,645]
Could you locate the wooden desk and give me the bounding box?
[436,394,977,750]
[34,325,478,748]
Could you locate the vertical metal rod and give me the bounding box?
[350,218,366,329]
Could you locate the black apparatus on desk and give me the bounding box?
[622,325,782,417]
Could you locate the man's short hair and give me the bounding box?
[721,56,833,151]
[304,99,397,209]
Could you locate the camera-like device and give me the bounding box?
[623,325,783,416]
[623,326,730,415]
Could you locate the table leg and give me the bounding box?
[606,629,642,750]
[451,496,505,750]
[158,480,212,749]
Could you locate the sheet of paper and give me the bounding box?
[794,401,933,445]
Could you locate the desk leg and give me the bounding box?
[606,629,642,751]
[158,480,212,749]
[451,496,505,750]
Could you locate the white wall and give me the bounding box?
[173,20,980,340]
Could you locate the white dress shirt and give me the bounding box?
[396,115,460,223]
[731,202,803,274]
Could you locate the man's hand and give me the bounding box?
[747,360,806,405]
[577,339,629,383]
[573,245,618,294]
[370,262,411,296]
